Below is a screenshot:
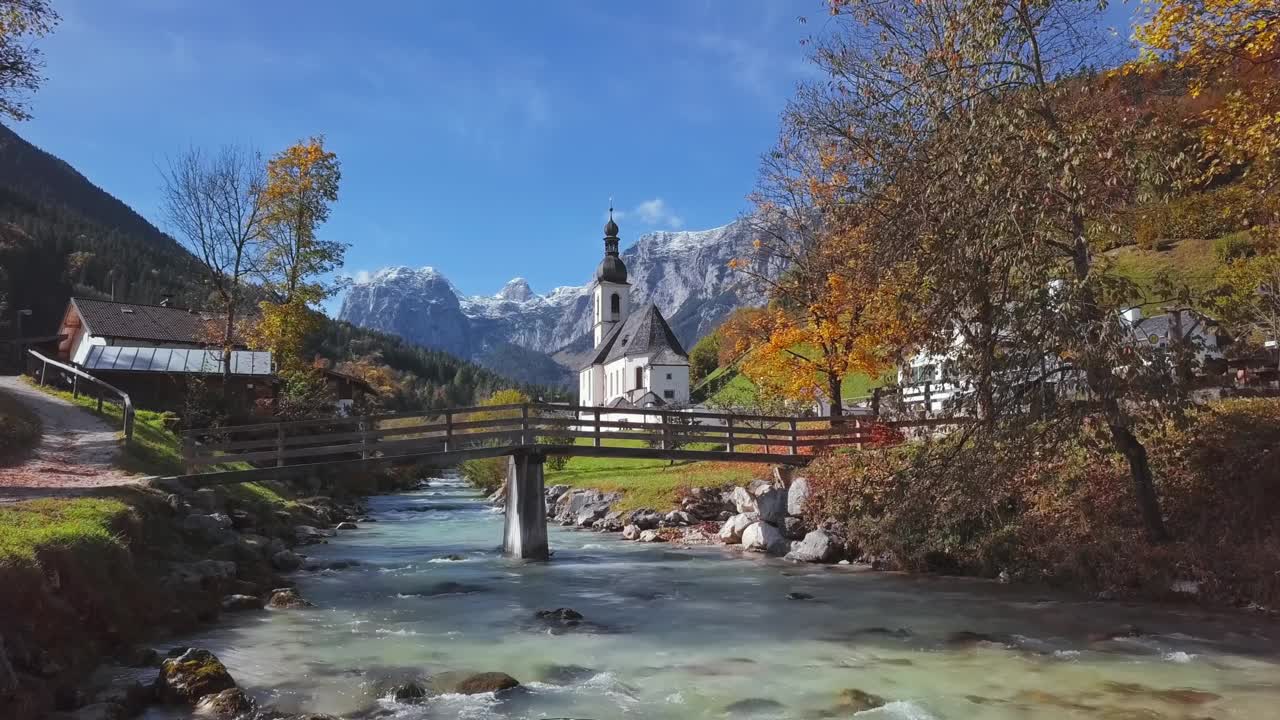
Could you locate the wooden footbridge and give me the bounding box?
[175,402,940,559]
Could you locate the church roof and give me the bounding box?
[584,304,688,369]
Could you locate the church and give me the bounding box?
[578,212,690,408]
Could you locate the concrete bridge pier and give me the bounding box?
[503,451,548,559]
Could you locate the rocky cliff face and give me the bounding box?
[338,219,767,385]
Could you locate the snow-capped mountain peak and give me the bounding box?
[338,217,768,385]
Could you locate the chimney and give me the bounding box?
[159,293,173,308]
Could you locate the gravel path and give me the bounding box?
[0,374,143,502]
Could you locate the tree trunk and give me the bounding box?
[1071,224,1169,543]
[975,292,996,426]
[828,372,844,425]
[222,304,236,404]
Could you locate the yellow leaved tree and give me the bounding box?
[249,137,345,375]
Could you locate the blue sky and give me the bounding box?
[21,1,1140,312]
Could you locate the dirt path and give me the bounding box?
[0,375,143,502]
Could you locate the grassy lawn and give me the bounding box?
[1108,235,1224,304]
[545,438,763,512]
[23,377,250,476]
[0,387,42,463]
[0,497,132,569]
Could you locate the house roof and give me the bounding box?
[583,304,689,369]
[82,345,273,376]
[71,297,222,345]
[1128,310,1219,345]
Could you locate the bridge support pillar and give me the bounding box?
[503,451,548,560]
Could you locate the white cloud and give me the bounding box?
[613,198,684,229]
[351,270,373,284]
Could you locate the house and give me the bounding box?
[578,212,691,412]
[893,306,1230,417]
[52,297,273,413]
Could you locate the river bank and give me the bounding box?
[0,466,422,720]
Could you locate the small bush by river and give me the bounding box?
[804,398,1280,607]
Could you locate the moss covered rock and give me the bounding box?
[156,648,236,704]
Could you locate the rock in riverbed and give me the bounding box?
[786,477,810,516]
[742,522,788,555]
[428,671,521,695]
[268,588,314,609]
[718,512,759,544]
[220,594,263,612]
[622,524,641,540]
[785,530,840,563]
[157,648,236,705]
[193,687,256,718]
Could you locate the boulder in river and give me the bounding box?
[755,488,787,525]
[271,549,303,572]
[638,529,665,543]
[781,516,807,540]
[532,663,597,685]
[730,486,757,514]
[741,522,788,555]
[536,608,584,627]
[221,594,264,612]
[157,648,236,705]
[723,697,784,715]
[267,588,314,609]
[629,508,663,530]
[835,688,885,712]
[785,530,840,563]
[391,681,427,702]
[193,687,256,718]
[428,671,521,695]
[621,524,641,540]
[787,477,810,516]
[662,510,693,527]
[294,525,334,545]
[718,512,759,544]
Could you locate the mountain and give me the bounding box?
[338,220,768,386]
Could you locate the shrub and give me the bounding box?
[460,457,506,494]
[803,399,1280,605]
[1212,230,1258,263]
[1134,187,1248,249]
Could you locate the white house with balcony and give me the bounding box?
[578,212,690,416]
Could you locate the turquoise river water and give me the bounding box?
[136,474,1280,719]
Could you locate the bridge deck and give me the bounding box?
[170,402,958,486]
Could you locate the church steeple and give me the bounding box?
[595,206,628,284]
[592,206,630,346]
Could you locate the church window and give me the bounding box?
[635,367,644,389]
[610,293,620,317]
[663,390,675,399]
[666,373,672,380]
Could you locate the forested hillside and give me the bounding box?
[0,122,552,406]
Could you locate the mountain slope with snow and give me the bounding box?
[338,218,767,386]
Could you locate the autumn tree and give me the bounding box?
[806,0,1176,540]
[160,145,267,396]
[252,137,345,373]
[688,330,721,386]
[1136,0,1279,241]
[0,0,59,121]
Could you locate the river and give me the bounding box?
[137,474,1279,719]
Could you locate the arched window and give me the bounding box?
[610,293,620,317]
[635,366,644,389]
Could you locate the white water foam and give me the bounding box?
[854,700,939,719]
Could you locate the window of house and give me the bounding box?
[635,367,644,389]
[666,373,672,380]
[610,293,620,317]
[663,389,675,399]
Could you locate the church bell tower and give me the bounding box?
[592,208,630,346]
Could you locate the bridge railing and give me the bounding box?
[179,402,931,473]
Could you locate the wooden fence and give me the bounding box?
[26,348,135,443]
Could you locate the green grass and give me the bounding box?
[1108,235,1224,304]
[0,387,42,463]
[0,497,132,568]
[23,378,249,476]
[545,438,761,511]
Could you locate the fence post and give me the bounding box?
[72,374,79,398]
[444,410,454,452]
[789,418,798,456]
[872,387,881,418]
[660,411,670,451]
[276,423,285,467]
[923,382,932,418]
[96,389,103,413]
[727,416,736,453]
[39,361,46,386]
[593,408,601,447]
[359,417,369,460]
[521,404,530,446]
